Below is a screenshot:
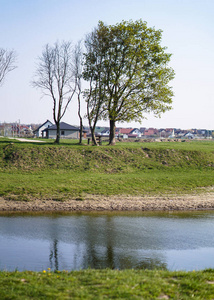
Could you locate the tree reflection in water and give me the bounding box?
[1,212,213,271]
[77,215,167,270]
[49,239,59,270]
[45,214,168,271]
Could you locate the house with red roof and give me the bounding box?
[118,128,141,138]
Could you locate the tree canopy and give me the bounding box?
[83,20,175,145]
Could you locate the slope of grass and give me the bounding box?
[0,138,213,200]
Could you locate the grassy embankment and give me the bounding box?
[0,138,213,201]
[1,269,214,299]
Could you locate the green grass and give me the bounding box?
[1,269,214,299]
[0,169,213,201]
[0,138,213,201]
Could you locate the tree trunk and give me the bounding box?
[55,122,60,144]
[79,117,83,144]
[90,126,98,146]
[109,119,116,145]
[77,87,83,144]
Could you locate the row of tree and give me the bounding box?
[1,19,175,145]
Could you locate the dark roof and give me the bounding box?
[95,127,109,133]
[34,120,53,132]
[43,122,79,131]
[42,122,87,133]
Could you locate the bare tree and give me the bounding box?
[0,48,17,86]
[33,41,76,144]
[73,41,84,144]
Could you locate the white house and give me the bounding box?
[100,129,110,136]
[168,129,175,139]
[42,122,82,139]
[184,132,199,139]
[33,120,53,138]
[130,128,142,137]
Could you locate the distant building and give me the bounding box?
[184,132,199,139]
[20,125,34,137]
[42,122,86,139]
[33,120,53,138]
[119,128,133,138]
[144,128,159,137]
[168,129,175,138]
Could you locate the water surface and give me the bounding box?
[0,211,214,271]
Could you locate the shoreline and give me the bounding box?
[0,190,214,212]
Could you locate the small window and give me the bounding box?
[61,130,65,135]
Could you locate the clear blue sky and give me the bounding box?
[0,0,213,129]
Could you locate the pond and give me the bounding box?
[0,211,214,272]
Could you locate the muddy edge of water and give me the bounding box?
[0,188,214,212]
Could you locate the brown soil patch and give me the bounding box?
[0,189,214,212]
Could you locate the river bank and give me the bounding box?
[0,188,214,212]
[0,140,213,212]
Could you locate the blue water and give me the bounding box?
[0,211,214,271]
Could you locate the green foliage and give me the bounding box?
[1,269,214,299]
[83,20,175,143]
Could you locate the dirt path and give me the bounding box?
[7,137,45,143]
[0,190,214,212]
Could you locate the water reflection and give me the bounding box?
[49,239,59,270]
[0,211,214,271]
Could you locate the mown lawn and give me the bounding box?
[0,168,213,201]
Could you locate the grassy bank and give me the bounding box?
[0,138,213,201]
[1,269,214,299]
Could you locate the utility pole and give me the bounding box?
[18,119,20,137]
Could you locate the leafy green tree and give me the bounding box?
[83,28,108,145]
[83,20,175,145]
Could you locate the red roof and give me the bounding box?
[119,128,133,134]
[144,128,158,135]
